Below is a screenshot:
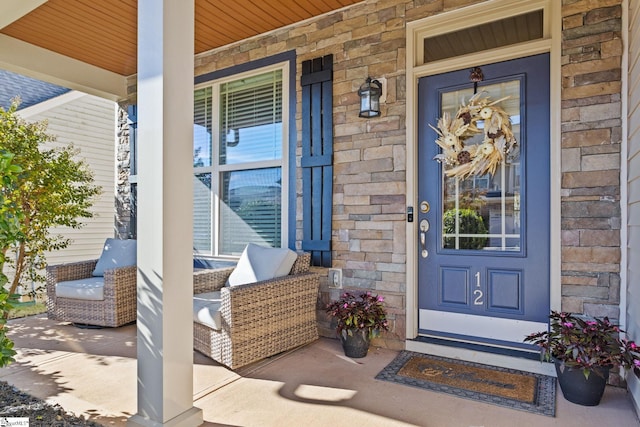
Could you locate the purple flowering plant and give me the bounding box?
[524,311,640,379]
[326,291,389,339]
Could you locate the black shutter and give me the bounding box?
[301,55,333,267]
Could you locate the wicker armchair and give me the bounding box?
[193,252,319,369]
[46,259,137,327]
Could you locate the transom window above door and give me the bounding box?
[423,10,543,63]
[409,0,553,68]
[193,64,289,257]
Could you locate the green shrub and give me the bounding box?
[443,208,488,250]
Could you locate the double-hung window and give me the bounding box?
[193,63,288,256]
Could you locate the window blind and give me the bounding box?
[193,173,212,254]
[194,87,213,167]
[220,70,283,165]
[220,167,282,255]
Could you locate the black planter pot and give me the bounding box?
[340,329,370,358]
[555,360,610,406]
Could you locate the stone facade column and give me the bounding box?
[116,103,132,239]
[560,0,623,321]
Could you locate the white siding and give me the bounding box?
[628,0,640,414]
[19,92,116,268]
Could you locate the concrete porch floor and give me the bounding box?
[2,314,639,427]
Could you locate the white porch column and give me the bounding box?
[128,1,201,426]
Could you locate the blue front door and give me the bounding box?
[417,54,550,349]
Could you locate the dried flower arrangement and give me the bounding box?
[431,92,517,179]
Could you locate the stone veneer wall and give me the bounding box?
[120,0,624,348]
[560,0,623,321]
[115,104,132,239]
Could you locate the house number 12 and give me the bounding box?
[473,271,483,305]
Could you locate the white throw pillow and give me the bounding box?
[227,243,297,287]
[274,249,299,277]
[92,238,137,277]
[193,291,222,330]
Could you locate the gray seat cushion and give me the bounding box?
[56,277,105,301]
[193,291,222,330]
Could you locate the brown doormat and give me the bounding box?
[376,351,556,416]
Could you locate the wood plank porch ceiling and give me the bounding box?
[1,0,363,77]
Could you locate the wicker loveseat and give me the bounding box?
[46,239,137,328]
[193,251,319,369]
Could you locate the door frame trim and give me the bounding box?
[405,0,562,341]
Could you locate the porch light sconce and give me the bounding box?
[358,77,383,118]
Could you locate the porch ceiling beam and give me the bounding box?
[0,34,127,101]
[0,0,48,29]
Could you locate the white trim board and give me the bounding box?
[419,310,548,345]
[0,34,127,101]
[0,0,47,29]
[18,90,86,118]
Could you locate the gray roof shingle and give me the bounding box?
[0,69,70,110]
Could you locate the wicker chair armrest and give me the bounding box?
[193,267,235,294]
[290,252,311,274]
[220,271,320,328]
[103,265,138,300]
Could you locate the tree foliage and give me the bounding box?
[0,99,100,304]
[0,150,22,366]
[0,150,23,287]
